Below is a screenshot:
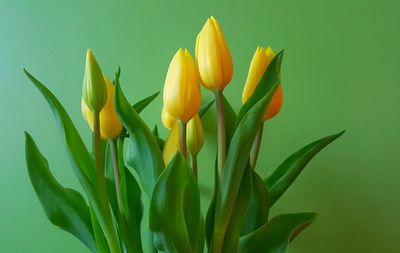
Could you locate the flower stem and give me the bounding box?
[192,154,198,179]
[215,90,226,177]
[110,139,134,253]
[250,124,264,169]
[178,120,187,159]
[93,113,121,253]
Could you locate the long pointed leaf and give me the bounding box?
[133,91,160,113]
[24,69,121,253]
[25,132,97,253]
[239,212,316,253]
[199,100,215,118]
[212,52,283,245]
[114,81,164,197]
[266,131,345,206]
[221,163,252,253]
[149,153,202,253]
[205,96,237,249]
[241,169,270,236]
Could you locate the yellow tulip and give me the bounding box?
[161,107,176,129]
[187,114,204,156]
[82,49,107,113]
[196,16,233,91]
[163,48,201,123]
[162,122,180,165]
[81,75,123,139]
[242,47,283,120]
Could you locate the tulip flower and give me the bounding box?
[196,16,233,91]
[162,122,180,165]
[242,46,283,121]
[82,49,108,113]
[81,75,123,139]
[187,114,204,157]
[161,107,176,129]
[163,48,201,123]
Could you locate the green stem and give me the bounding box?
[179,120,187,159]
[192,155,198,179]
[211,90,227,253]
[110,139,134,253]
[93,113,121,253]
[215,90,226,177]
[250,124,264,169]
[110,139,123,211]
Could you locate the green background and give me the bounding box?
[1,0,399,252]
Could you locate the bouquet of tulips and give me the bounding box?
[24,16,343,253]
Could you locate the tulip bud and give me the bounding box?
[161,107,176,129]
[163,48,201,123]
[187,114,204,156]
[242,47,283,120]
[81,75,123,139]
[196,16,233,91]
[162,122,180,165]
[82,49,108,113]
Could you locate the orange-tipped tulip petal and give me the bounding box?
[242,47,283,121]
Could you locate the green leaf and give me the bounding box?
[205,156,219,249]
[89,206,111,253]
[24,69,120,252]
[205,97,237,249]
[104,143,119,220]
[23,69,97,197]
[199,100,215,118]
[153,125,165,151]
[223,95,238,144]
[212,52,283,246]
[149,153,202,253]
[241,169,270,236]
[221,163,252,253]
[238,212,316,253]
[266,131,345,206]
[114,81,164,197]
[133,91,160,113]
[120,137,143,252]
[25,132,97,253]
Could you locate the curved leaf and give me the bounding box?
[212,52,283,246]
[24,69,120,252]
[133,91,160,113]
[241,169,270,236]
[114,81,164,197]
[221,163,252,253]
[25,132,97,253]
[239,212,316,253]
[205,97,237,249]
[89,206,111,253]
[199,100,215,118]
[23,69,98,198]
[149,153,202,253]
[266,131,345,206]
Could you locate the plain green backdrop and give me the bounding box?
[1,0,399,252]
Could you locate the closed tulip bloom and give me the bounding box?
[163,48,201,123]
[242,47,283,120]
[82,49,108,113]
[196,16,233,91]
[81,75,123,139]
[187,114,204,156]
[162,122,180,165]
[161,107,176,129]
